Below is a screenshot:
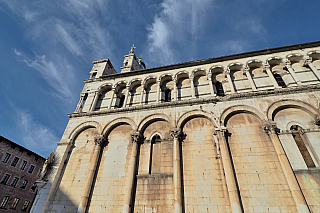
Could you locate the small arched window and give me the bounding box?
[290,125,316,168]
[165,89,171,102]
[215,81,225,96]
[273,73,286,88]
[149,134,161,174]
[118,95,125,108]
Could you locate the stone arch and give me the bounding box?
[137,113,174,132]
[128,78,142,87]
[267,99,320,121]
[175,70,189,80]
[177,109,217,129]
[266,56,283,62]
[98,83,113,91]
[102,117,137,137]
[209,65,225,74]
[159,73,173,81]
[190,68,207,78]
[143,75,157,84]
[113,80,127,90]
[228,62,244,70]
[68,121,102,142]
[246,59,263,67]
[220,105,267,126]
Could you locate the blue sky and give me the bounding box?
[0,0,319,157]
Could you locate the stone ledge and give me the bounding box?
[68,84,320,118]
[137,173,173,179]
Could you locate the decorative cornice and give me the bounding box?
[68,84,320,118]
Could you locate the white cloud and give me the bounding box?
[14,49,75,101]
[15,109,59,157]
[147,0,213,65]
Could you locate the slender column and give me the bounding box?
[263,63,281,88]
[244,66,257,91]
[108,88,116,109]
[170,128,182,213]
[263,121,310,213]
[304,56,320,80]
[224,68,236,93]
[123,85,130,107]
[75,93,86,112]
[190,76,196,98]
[140,83,145,104]
[90,91,100,111]
[173,78,178,100]
[283,59,301,85]
[207,73,216,96]
[215,127,243,213]
[77,136,106,213]
[156,80,161,103]
[123,131,142,213]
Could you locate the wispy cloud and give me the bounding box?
[14,49,75,101]
[15,109,59,157]
[147,0,213,65]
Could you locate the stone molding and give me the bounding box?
[278,128,320,135]
[68,84,320,118]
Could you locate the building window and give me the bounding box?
[21,200,30,212]
[2,153,11,163]
[215,81,225,96]
[291,125,316,168]
[20,180,28,189]
[19,147,24,153]
[118,95,125,108]
[28,165,35,174]
[0,196,9,209]
[273,73,286,88]
[37,169,42,178]
[10,144,16,149]
[11,157,20,167]
[149,134,161,174]
[34,156,39,162]
[165,89,171,102]
[1,174,11,184]
[11,177,19,187]
[20,161,27,170]
[30,183,37,192]
[11,198,20,209]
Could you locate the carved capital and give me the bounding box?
[262,120,277,134]
[170,128,181,140]
[94,135,106,146]
[224,68,230,76]
[314,115,320,126]
[263,63,270,71]
[130,131,142,144]
[303,56,312,67]
[283,59,291,68]
[215,126,227,136]
[243,66,250,75]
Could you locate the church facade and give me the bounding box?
[32,42,320,213]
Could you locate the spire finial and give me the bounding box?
[130,44,136,53]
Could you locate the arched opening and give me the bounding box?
[273,73,286,88]
[290,125,316,168]
[165,89,171,102]
[215,81,224,96]
[149,134,161,174]
[118,95,125,108]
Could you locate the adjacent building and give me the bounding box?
[0,136,45,212]
[33,41,320,212]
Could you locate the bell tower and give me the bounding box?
[120,44,145,73]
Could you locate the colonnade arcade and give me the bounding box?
[75,52,320,113]
[47,99,320,213]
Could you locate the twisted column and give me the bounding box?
[263,63,281,88]
[303,56,320,80]
[123,85,130,107]
[140,83,145,104]
[108,88,116,109]
[262,121,310,213]
[123,131,142,213]
[190,76,196,98]
[244,66,257,91]
[215,127,242,213]
[156,80,161,103]
[224,68,236,93]
[77,136,106,213]
[170,128,182,213]
[283,59,301,85]
[90,91,101,111]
